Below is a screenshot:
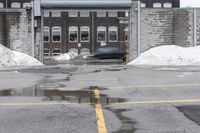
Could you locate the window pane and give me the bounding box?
[69,11,78,17]
[141,3,146,8]
[124,27,129,41]
[43,11,49,17]
[69,27,78,42]
[23,3,31,8]
[43,27,49,42]
[80,48,90,55]
[153,3,162,8]
[97,27,106,42]
[44,49,50,56]
[52,11,61,17]
[11,3,21,8]
[125,11,129,17]
[80,11,89,17]
[0,3,4,8]
[108,11,117,17]
[97,11,106,17]
[52,27,61,42]
[81,27,89,42]
[52,49,61,56]
[163,3,172,8]
[109,27,118,42]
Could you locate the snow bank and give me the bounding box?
[53,51,77,61]
[0,44,43,67]
[128,45,200,66]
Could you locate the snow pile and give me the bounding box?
[0,44,43,67]
[128,45,200,66]
[53,51,78,61]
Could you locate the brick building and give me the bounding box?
[0,0,180,57]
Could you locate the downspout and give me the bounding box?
[193,8,197,47]
[31,1,35,57]
[137,0,140,56]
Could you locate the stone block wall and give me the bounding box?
[129,1,199,61]
[0,9,33,56]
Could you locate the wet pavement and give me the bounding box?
[177,105,200,126]
[1,65,200,133]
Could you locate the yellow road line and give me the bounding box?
[93,88,108,133]
[95,104,108,133]
[109,83,200,89]
[94,89,100,99]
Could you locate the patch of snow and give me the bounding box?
[0,44,43,67]
[53,51,77,61]
[128,45,200,66]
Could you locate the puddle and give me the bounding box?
[18,67,78,74]
[177,105,200,126]
[107,108,137,133]
[0,86,127,104]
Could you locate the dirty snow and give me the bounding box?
[128,45,200,66]
[53,51,77,61]
[0,44,43,67]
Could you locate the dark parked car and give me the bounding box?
[94,47,126,60]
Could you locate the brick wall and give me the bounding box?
[0,9,33,56]
[129,1,198,61]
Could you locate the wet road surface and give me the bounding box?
[1,65,200,133]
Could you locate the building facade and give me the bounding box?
[0,0,180,58]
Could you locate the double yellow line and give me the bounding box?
[94,88,108,133]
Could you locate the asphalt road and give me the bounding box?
[1,65,200,133]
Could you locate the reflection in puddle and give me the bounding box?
[108,109,137,133]
[0,87,127,104]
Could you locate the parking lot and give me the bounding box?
[1,65,200,133]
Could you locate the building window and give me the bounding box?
[141,3,146,8]
[97,11,106,17]
[109,26,118,42]
[163,3,172,8]
[43,11,49,17]
[125,11,129,17]
[69,26,78,42]
[44,49,50,57]
[80,48,90,55]
[80,26,90,42]
[52,26,61,42]
[43,26,49,42]
[97,26,106,42]
[124,27,129,41]
[52,11,61,17]
[69,48,79,55]
[108,11,117,17]
[11,2,21,8]
[23,2,31,8]
[153,3,162,8]
[0,3,4,8]
[69,11,78,17]
[80,11,89,17]
[52,48,62,56]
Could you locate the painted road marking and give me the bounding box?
[95,104,108,133]
[2,99,200,106]
[94,88,108,133]
[109,83,200,89]
[94,88,100,99]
